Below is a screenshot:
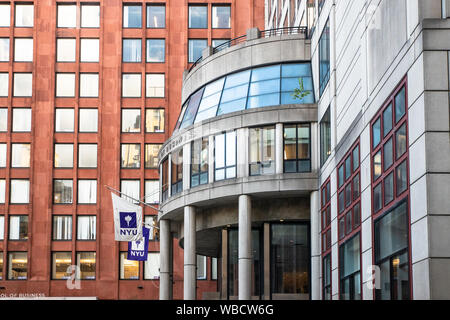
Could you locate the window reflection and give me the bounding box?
[8,252,27,280]
[77,252,96,279]
[52,252,72,280]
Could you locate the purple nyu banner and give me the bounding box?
[127,227,150,261]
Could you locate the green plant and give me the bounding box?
[291,77,311,101]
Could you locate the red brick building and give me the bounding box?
[0,0,263,299]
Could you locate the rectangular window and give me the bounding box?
[120,252,139,280]
[284,124,311,173]
[77,216,96,240]
[14,38,33,62]
[249,126,275,176]
[80,73,99,97]
[212,5,231,29]
[57,4,76,28]
[191,138,209,187]
[147,5,165,28]
[11,143,31,168]
[123,39,142,63]
[0,4,10,27]
[161,158,169,202]
[144,252,160,280]
[122,109,141,133]
[80,39,99,62]
[0,73,8,96]
[13,73,33,97]
[197,255,207,280]
[15,4,34,27]
[212,39,230,49]
[0,216,4,240]
[121,144,141,168]
[146,74,165,98]
[144,180,159,204]
[145,109,164,133]
[123,5,142,28]
[171,148,183,196]
[0,180,4,204]
[122,74,141,98]
[0,109,6,132]
[188,39,207,63]
[319,19,330,96]
[55,108,74,132]
[56,73,76,97]
[9,215,28,240]
[76,252,96,279]
[79,109,98,132]
[52,252,72,280]
[10,180,30,204]
[52,216,72,241]
[121,180,140,204]
[78,144,97,168]
[78,180,97,204]
[81,5,100,28]
[54,144,74,168]
[323,254,331,300]
[53,179,73,204]
[56,38,76,62]
[214,131,236,181]
[8,252,27,280]
[144,216,159,241]
[0,144,5,167]
[189,5,207,28]
[320,107,331,166]
[339,234,361,300]
[145,144,161,169]
[211,257,218,280]
[146,39,165,63]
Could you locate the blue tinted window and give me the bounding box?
[146,39,165,62]
[247,93,280,109]
[188,39,207,63]
[224,70,251,89]
[123,39,141,62]
[147,5,165,28]
[249,79,280,96]
[217,98,247,115]
[123,5,142,28]
[220,84,249,103]
[251,65,280,82]
[281,63,312,77]
[189,6,207,28]
[181,87,204,129]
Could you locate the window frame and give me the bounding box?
[249,125,276,176]
[211,4,231,29]
[52,215,73,241]
[122,4,142,29]
[8,215,29,241]
[190,137,209,188]
[214,131,237,182]
[146,4,166,29]
[283,123,312,174]
[76,215,97,241]
[188,5,208,29]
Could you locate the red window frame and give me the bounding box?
[320,177,332,300]
[370,76,412,299]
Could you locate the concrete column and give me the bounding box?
[275,123,283,174]
[184,206,197,300]
[238,195,252,300]
[310,191,320,300]
[159,219,172,300]
[246,27,261,41]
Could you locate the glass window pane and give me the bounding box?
[197,255,207,279]
[122,109,141,133]
[57,38,76,62]
[0,73,8,97]
[353,203,361,227]
[145,144,161,169]
[353,145,359,171]
[123,39,142,63]
[146,74,165,98]
[54,144,74,168]
[226,131,236,167]
[122,74,141,97]
[189,6,207,28]
[81,5,100,28]
[212,39,230,49]
[188,39,207,63]
[80,73,99,97]
[247,93,280,109]
[396,123,407,159]
[353,174,360,201]
[10,180,29,204]
[373,118,381,148]
[14,38,33,62]
[0,180,5,204]
[8,252,27,280]
[79,109,98,132]
[15,4,34,27]
[9,216,28,240]
[53,180,73,204]
[52,216,72,240]
[383,104,393,137]
[147,5,165,28]
[123,5,142,28]
[80,39,99,62]
[145,180,159,204]
[57,5,76,28]
[395,87,406,122]
[120,252,139,279]
[76,252,96,279]
[338,191,345,214]
[146,39,165,63]
[56,73,76,97]
[11,144,30,168]
[249,79,280,96]
[0,4,10,27]
[345,156,351,180]
[120,180,140,204]
[144,252,160,280]
[251,65,281,82]
[145,109,164,133]
[396,161,408,195]
[373,183,382,213]
[0,38,9,62]
[52,252,72,279]
[77,216,96,240]
[373,151,382,181]
[345,184,352,208]
[345,211,352,234]
[13,73,32,97]
[0,109,6,132]
[384,172,394,205]
[339,234,360,278]
[384,138,393,171]
[212,5,230,28]
[55,108,74,132]
[121,144,141,168]
[0,144,6,167]
[215,134,225,169]
[78,180,97,204]
[0,216,3,240]
[12,109,31,132]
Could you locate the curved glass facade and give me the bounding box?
[175,62,314,131]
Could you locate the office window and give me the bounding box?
[0,38,8,61]
[122,74,141,98]
[13,73,32,97]
[52,252,72,280]
[319,19,330,96]
[11,143,31,168]
[212,39,230,49]
[211,257,218,280]
[80,39,99,62]
[79,109,98,132]
[191,138,208,187]
[215,131,236,181]
[122,109,141,133]
[323,254,332,300]
[144,252,160,280]
[15,4,34,27]
[77,216,96,240]
[0,216,4,240]
[123,5,142,28]
[0,144,6,167]
[76,252,96,279]
[0,73,7,98]
[147,5,165,28]
[0,180,5,204]
[121,180,140,204]
[80,73,99,97]
[171,148,183,196]
[10,180,30,204]
[54,144,74,168]
[56,73,76,97]
[212,5,230,29]
[146,39,165,63]
[78,180,97,204]
[197,255,207,280]
[123,39,142,63]
[121,144,141,168]
[145,109,164,133]
[53,179,73,204]
[57,38,76,62]
[0,109,6,132]
[189,5,207,28]
[284,124,311,173]
[320,107,331,166]
[8,252,27,280]
[14,38,33,62]
[321,179,332,253]
[249,126,275,176]
[9,215,28,240]
[339,234,361,300]
[52,216,72,241]
[146,74,164,98]
[145,144,161,169]
[188,39,207,63]
[55,108,75,132]
[120,252,139,280]
[144,215,159,241]
[57,4,76,28]
[0,4,10,27]
[81,4,100,28]
[144,180,159,205]
[12,108,31,132]
[161,158,169,202]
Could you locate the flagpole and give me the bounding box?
[105,184,163,214]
